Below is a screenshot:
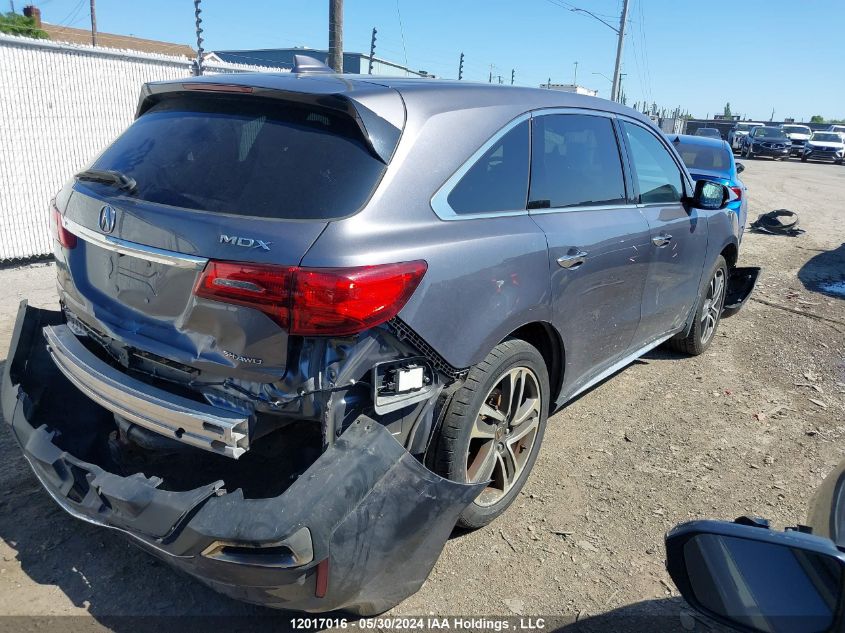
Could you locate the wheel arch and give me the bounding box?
[503,321,565,406]
[721,242,738,269]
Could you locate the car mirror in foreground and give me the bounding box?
[692,180,729,210]
[666,519,845,633]
[736,162,745,173]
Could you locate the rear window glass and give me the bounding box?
[675,142,731,172]
[89,96,386,220]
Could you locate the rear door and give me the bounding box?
[58,92,396,380]
[527,110,652,399]
[619,119,708,343]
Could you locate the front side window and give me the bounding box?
[528,114,626,209]
[446,120,530,215]
[622,122,684,204]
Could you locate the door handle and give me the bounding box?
[557,251,588,269]
[652,233,673,247]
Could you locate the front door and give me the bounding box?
[527,111,652,400]
[619,121,709,341]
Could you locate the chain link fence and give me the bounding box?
[0,34,278,261]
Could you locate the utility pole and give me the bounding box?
[89,0,97,46]
[193,0,204,76]
[510,69,515,85]
[547,76,551,88]
[9,1,15,14]
[368,27,377,74]
[458,52,464,80]
[610,0,630,102]
[328,0,343,73]
[573,61,578,85]
[488,64,493,83]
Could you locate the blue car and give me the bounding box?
[672,134,748,240]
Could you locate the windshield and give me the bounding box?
[782,126,810,135]
[753,127,787,139]
[812,133,842,143]
[89,95,387,220]
[735,124,755,132]
[675,141,732,173]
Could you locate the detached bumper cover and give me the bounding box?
[2,302,483,614]
[722,267,760,318]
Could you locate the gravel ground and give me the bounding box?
[0,158,843,630]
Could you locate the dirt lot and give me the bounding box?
[0,158,843,629]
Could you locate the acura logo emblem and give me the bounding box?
[98,205,116,234]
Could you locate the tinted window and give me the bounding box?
[622,122,684,204]
[528,114,626,209]
[447,120,529,215]
[675,141,731,172]
[90,96,386,220]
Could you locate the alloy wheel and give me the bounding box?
[465,366,541,507]
[700,268,726,345]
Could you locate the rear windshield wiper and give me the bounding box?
[75,168,138,194]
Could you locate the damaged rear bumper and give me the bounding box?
[2,302,482,615]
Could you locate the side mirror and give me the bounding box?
[666,520,845,633]
[736,162,745,173]
[692,180,730,210]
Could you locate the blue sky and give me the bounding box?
[32,0,845,121]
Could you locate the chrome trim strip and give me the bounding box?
[566,332,677,402]
[529,203,639,215]
[430,112,532,221]
[62,217,208,270]
[44,324,250,459]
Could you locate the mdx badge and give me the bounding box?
[220,235,272,251]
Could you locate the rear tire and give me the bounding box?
[434,339,549,529]
[668,256,728,356]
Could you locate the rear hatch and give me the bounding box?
[59,78,404,382]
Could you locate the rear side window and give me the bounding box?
[529,114,626,208]
[446,120,530,215]
[89,96,386,220]
[622,122,684,204]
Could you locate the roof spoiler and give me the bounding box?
[134,78,405,164]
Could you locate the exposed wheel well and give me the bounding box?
[721,243,738,269]
[507,322,564,404]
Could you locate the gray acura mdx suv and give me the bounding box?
[3,63,758,614]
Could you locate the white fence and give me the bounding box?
[0,34,278,261]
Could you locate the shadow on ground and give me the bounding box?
[554,597,728,632]
[798,242,845,300]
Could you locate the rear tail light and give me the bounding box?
[194,260,427,337]
[50,202,77,249]
[730,186,743,201]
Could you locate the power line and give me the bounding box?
[395,0,408,67]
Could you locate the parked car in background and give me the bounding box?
[741,126,791,160]
[801,131,845,164]
[2,65,759,614]
[826,124,845,136]
[672,134,747,240]
[694,127,722,139]
[780,124,812,156]
[727,122,763,152]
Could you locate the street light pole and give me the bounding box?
[610,0,630,102]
